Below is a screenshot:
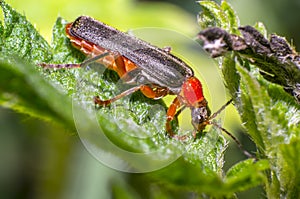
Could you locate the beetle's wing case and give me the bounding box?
[69,16,194,94]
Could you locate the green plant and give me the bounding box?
[1,0,299,198]
[198,1,300,198]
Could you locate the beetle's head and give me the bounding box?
[181,77,211,131]
[191,100,211,132]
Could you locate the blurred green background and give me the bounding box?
[1,0,299,198]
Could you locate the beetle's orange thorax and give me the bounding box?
[180,77,205,107]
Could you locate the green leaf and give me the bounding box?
[222,54,241,99]
[222,55,265,151]
[225,159,269,193]
[0,0,52,62]
[236,65,270,152]
[198,0,300,198]
[0,1,73,126]
[153,157,269,196]
[198,1,224,29]
[198,0,240,32]
[0,58,74,128]
[278,137,300,198]
[221,32,300,199]
[220,1,240,33]
[0,0,231,189]
[221,53,299,157]
[153,158,224,194]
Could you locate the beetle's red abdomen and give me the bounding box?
[181,77,204,106]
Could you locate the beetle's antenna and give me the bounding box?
[210,121,254,159]
[208,99,255,159]
[80,52,110,68]
[209,99,233,120]
[39,52,110,69]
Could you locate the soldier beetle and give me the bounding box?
[41,16,252,158]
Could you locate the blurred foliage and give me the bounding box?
[1,0,299,198]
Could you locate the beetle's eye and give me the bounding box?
[191,106,210,125]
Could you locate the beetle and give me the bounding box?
[67,16,215,136]
[41,16,252,157]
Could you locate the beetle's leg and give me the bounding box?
[140,85,169,99]
[174,105,186,119]
[166,97,182,137]
[94,85,169,107]
[39,52,110,69]
[39,62,82,69]
[81,52,110,67]
[94,85,143,106]
[113,53,127,77]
